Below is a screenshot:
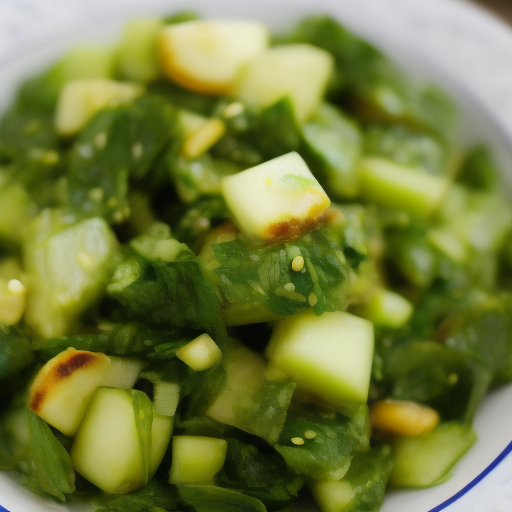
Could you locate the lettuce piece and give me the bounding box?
[275,406,370,479]
[302,103,362,199]
[108,227,225,342]
[382,340,492,422]
[219,439,303,507]
[23,412,75,502]
[457,145,498,192]
[212,97,301,168]
[364,123,453,176]
[0,324,33,395]
[177,484,267,512]
[67,96,177,224]
[206,228,350,319]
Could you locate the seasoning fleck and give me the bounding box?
[132,142,143,159]
[304,430,317,439]
[308,292,318,306]
[292,255,304,272]
[291,437,305,446]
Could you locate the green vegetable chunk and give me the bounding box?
[390,423,476,487]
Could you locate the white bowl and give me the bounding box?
[1,1,512,511]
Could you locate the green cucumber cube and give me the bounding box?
[24,212,118,338]
[169,435,227,484]
[266,310,374,404]
[55,79,144,136]
[221,152,330,242]
[390,422,476,488]
[363,288,413,329]
[71,387,173,494]
[235,44,334,123]
[175,333,222,371]
[117,18,164,83]
[311,480,354,512]
[358,157,449,218]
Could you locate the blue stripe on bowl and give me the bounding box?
[428,441,512,512]
[0,443,511,512]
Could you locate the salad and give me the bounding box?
[1,11,512,512]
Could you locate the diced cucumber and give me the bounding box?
[176,333,222,371]
[358,157,449,217]
[266,310,374,403]
[235,44,334,122]
[159,20,269,95]
[101,357,146,389]
[427,228,468,264]
[71,387,173,494]
[0,258,26,326]
[50,45,116,84]
[55,79,144,136]
[221,303,284,326]
[169,435,227,484]
[389,422,476,488]
[311,480,354,512]
[29,349,111,436]
[221,152,330,242]
[362,288,413,329]
[117,18,164,83]
[0,182,33,246]
[207,341,267,428]
[23,212,118,339]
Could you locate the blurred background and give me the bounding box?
[472,0,512,22]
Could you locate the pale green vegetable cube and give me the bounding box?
[363,288,413,329]
[221,152,330,242]
[311,480,354,512]
[169,435,227,484]
[176,333,222,371]
[55,79,144,136]
[71,387,173,494]
[118,18,164,83]
[235,44,334,123]
[358,157,449,218]
[266,310,374,403]
[390,423,476,488]
[24,213,118,339]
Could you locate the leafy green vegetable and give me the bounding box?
[219,439,303,508]
[0,324,33,394]
[232,378,296,445]
[213,97,301,168]
[457,145,498,191]
[108,227,225,341]
[130,390,153,485]
[275,407,370,479]
[177,484,267,512]
[364,123,453,176]
[206,228,350,318]
[67,96,177,224]
[302,103,362,199]
[23,412,75,502]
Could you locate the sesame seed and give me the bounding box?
[94,132,107,149]
[7,279,24,295]
[112,211,124,224]
[198,217,211,229]
[132,142,143,159]
[250,253,260,262]
[291,437,304,446]
[284,283,295,292]
[304,430,317,439]
[308,292,318,306]
[223,102,244,118]
[107,197,118,207]
[88,187,104,202]
[292,255,304,272]
[448,373,459,385]
[78,145,93,159]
